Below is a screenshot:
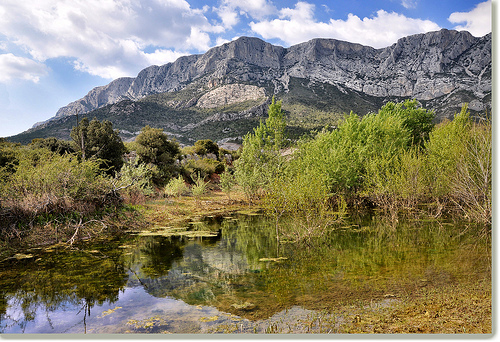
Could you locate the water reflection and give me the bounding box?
[0,214,491,333]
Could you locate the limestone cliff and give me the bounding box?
[51,29,491,121]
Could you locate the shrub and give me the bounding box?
[164,176,189,198]
[1,149,119,228]
[117,160,157,204]
[294,107,411,200]
[194,139,219,157]
[219,170,236,201]
[423,105,472,205]
[450,118,491,223]
[182,158,224,180]
[234,97,286,200]
[191,173,208,201]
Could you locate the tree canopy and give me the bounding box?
[70,118,126,173]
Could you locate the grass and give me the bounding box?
[139,188,252,227]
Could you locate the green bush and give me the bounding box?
[117,160,157,203]
[451,121,491,223]
[70,118,127,174]
[423,105,491,222]
[135,126,181,185]
[183,158,224,180]
[194,139,219,157]
[219,170,236,201]
[191,173,208,200]
[234,97,287,200]
[164,176,189,198]
[1,149,118,226]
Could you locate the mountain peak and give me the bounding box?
[51,29,490,121]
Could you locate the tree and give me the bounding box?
[135,126,180,185]
[194,139,219,157]
[29,137,74,155]
[70,118,126,173]
[234,97,287,200]
[379,100,435,148]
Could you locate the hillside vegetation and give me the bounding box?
[0,98,491,252]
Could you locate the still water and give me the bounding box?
[0,213,491,333]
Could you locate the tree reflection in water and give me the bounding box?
[0,214,491,333]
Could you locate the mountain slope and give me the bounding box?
[10,29,491,146]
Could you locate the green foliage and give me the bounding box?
[234,97,287,200]
[358,103,490,222]
[0,149,119,228]
[451,121,491,223]
[265,97,287,151]
[135,126,181,185]
[294,107,411,198]
[117,160,157,203]
[0,139,20,185]
[191,173,208,199]
[182,157,224,180]
[219,170,236,201]
[262,169,345,244]
[423,105,472,200]
[193,139,219,157]
[29,137,74,155]
[70,118,127,173]
[364,148,426,217]
[378,99,434,148]
[422,104,491,222]
[164,175,189,198]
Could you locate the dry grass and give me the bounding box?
[140,189,252,227]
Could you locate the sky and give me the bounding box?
[0,0,493,138]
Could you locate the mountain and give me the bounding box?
[10,29,491,146]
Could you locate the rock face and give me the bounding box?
[53,29,491,120]
[196,84,266,109]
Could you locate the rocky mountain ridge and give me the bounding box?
[53,29,491,120]
[12,29,490,146]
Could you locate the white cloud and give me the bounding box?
[0,53,49,83]
[448,0,491,37]
[250,2,441,48]
[216,37,231,46]
[214,0,276,29]
[401,1,418,9]
[0,0,221,79]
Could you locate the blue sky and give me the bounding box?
[0,0,492,138]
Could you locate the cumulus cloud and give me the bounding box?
[0,54,49,83]
[214,0,276,29]
[448,0,491,37]
[250,2,441,48]
[0,0,222,79]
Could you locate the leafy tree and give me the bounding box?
[194,139,219,157]
[70,118,126,173]
[135,126,180,185]
[265,96,287,151]
[29,137,74,155]
[234,97,287,200]
[379,100,434,148]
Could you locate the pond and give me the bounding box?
[0,213,491,334]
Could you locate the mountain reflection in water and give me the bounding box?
[0,214,491,333]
